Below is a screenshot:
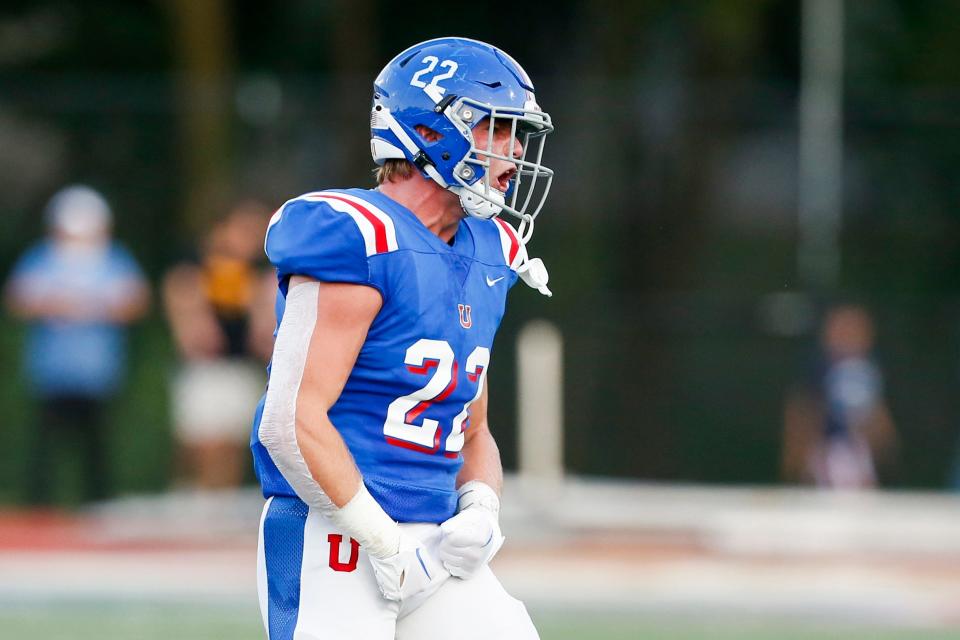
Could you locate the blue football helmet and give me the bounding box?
[371,37,554,242]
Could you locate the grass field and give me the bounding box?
[6,485,960,639]
[2,602,959,640]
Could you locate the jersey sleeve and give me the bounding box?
[109,244,147,283]
[5,243,53,300]
[7,243,47,280]
[265,197,371,285]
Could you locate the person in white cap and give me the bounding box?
[5,184,150,505]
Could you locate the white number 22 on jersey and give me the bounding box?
[383,339,489,456]
[409,56,459,103]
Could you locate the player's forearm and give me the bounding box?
[293,407,362,508]
[106,284,150,324]
[259,278,401,558]
[267,390,400,556]
[441,423,507,580]
[6,287,90,321]
[5,295,56,320]
[456,424,503,495]
[293,410,403,557]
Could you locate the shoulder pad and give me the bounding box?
[265,191,399,283]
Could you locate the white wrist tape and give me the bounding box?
[456,480,500,516]
[330,482,402,560]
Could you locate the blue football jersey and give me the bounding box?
[250,188,526,523]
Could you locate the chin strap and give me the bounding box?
[516,254,552,297]
[510,211,552,296]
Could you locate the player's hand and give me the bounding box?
[368,532,448,602]
[437,481,505,580]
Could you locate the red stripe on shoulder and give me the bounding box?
[318,193,389,254]
[493,217,520,266]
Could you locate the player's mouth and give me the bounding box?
[495,167,516,193]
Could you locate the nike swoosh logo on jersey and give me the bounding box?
[486,275,505,286]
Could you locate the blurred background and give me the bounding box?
[3,1,960,638]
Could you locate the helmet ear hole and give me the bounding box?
[414,125,443,143]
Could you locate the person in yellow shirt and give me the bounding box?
[163,200,276,489]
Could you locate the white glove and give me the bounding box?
[325,482,448,604]
[438,481,505,579]
[368,532,449,602]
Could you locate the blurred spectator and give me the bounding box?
[163,200,275,490]
[781,304,898,489]
[4,185,150,505]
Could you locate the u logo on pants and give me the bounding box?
[328,535,360,573]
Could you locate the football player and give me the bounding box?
[251,37,554,639]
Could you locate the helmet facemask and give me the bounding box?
[369,37,556,296]
[445,98,553,244]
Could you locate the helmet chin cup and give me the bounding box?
[455,185,503,220]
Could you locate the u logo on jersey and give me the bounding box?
[458,304,473,329]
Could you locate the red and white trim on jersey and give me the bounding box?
[304,191,400,256]
[493,217,524,270]
[267,191,400,258]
